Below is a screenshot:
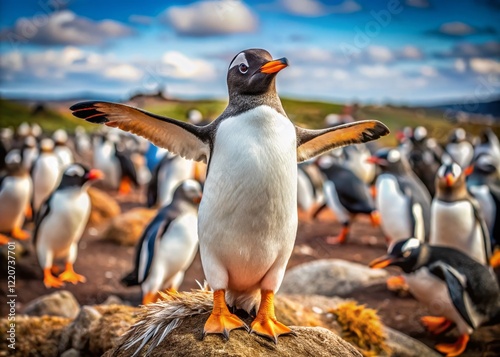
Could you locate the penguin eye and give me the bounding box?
[238,63,248,74]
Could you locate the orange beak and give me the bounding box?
[366,156,382,164]
[193,195,202,204]
[464,165,474,176]
[445,173,455,187]
[86,169,104,181]
[369,255,393,269]
[260,58,288,74]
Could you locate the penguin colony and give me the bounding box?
[0,49,498,356]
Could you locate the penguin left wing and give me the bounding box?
[70,101,211,163]
[429,261,476,328]
[295,121,389,162]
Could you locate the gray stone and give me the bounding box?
[59,305,102,353]
[279,259,388,296]
[60,348,81,357]
[384,327,441,357]
[101,295,124,306]
[23,290,80,319]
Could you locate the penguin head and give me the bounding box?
[412,126,427,142]
[367,147,405,173]
[449,128,467,143]
[227,49,288,97]
[39,138,55,153]
[60,164,103,189]
[53,129,68,145]
[173,179,203,205]
[369,238,421,273]
[472,154,498,176]
[23,135,37,149]
[4,149,24,173]
[436,161,464,189]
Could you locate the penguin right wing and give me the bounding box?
[32,194,52,246]
[471,198,492,264]
[428,261,476,329]
[295,121,389,162]
[70,101,211,163]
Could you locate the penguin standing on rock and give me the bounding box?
[31,139,62,213]
[122,179,202,304]
[430,161,491,265]
[370,238,500,357]
[368,147,431,244]
[71,48,389,343]
[34,164,103,288]
[0,150,32,242]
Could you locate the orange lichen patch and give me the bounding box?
[330,301,391,357]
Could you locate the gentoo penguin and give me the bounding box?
[473,128,500,177]
[122,179,202,304]
[406,126,443,197]
[34,164,102,288]
[368,147,431,244]
[0,150,32,240]
[370,238,500,357]
[296,161,324,219]
[74,126,92,155]
[53,129,74,168]
[21,135,39,171]
[92,132,138,194]
[147,152,195,207]
[343,144,376,185]
[430,161,491,265]
[70,48,389,342]
[31,138,63,213]
[445,128,474,168]
[317,149,380,244]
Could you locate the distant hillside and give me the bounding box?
[0,98,498,144]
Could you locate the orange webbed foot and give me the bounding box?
[43,268,64,289]
[386,275,409,292]
[435,334,469,356]
[59,263,86,284]
[370,210,381,227]
[118,177,132,195]
[142,291,161,305]
[490,248,500,268]
[203,290,248,339]
[11,226,30,240]
[326,226,349,245]
[250,290,295,343]
[25,204,33,220]
[421,316,453,335]
[0,234,10,245]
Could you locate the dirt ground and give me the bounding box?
[1,188,499,357]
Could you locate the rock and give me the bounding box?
[87,187,121,226]
[23,290,80,319]
[104,313,362,357]
[101,295,124,306]
[59,306,102,353]
[102,208,157,246]
[384,327,441,357]
[279,259,388,296]
[0,315,71,356]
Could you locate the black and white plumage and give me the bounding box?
[370,238,500,356]
[21,135,39,171]
[431,161,491,265]
[369,147,431,244]
[317,150,379,244]
[53,129,74,169]
[34,163,102,288]
[122,180,201,304]
[31,138,62,213]
[71,48,389,343]
[0,149,32,239]
[445,128,474,169]
[297,161,324,216]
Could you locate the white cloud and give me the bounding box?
[0,10,133,46]
[420,65,438,77]
[163,0,257,36]
[0,51,23,71]
[104,64,143,81]
[455,59,466,73]
[358,64,394,78]
[160,51,217,80]
[281,0,361,16]
[367,46,393,62]
[439,22,475,36]
[400,46,423,60]
[470,58,500,74]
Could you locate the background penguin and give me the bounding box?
[406,126,443,197]
[473,128,500,177]
[53,129,74,169]
[297,161,324,220]
[368,147,431,244]
[21,135,39,171]
[31,138,62,213]
[316,149,380,244]
[74,126,92,156]
[342,144,376,185]
[370,238,500,357]
[34,164,102,288]
[431,161,491,265]
[71,48,388,342]
[0,149,32,241]
[122,180,202,304]
[445,128,474,169]
[147,152,195,207]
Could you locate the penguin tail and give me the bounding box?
[121,271,139,287]
[114,288,213,356]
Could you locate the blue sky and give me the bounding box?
[0,0,499,104]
